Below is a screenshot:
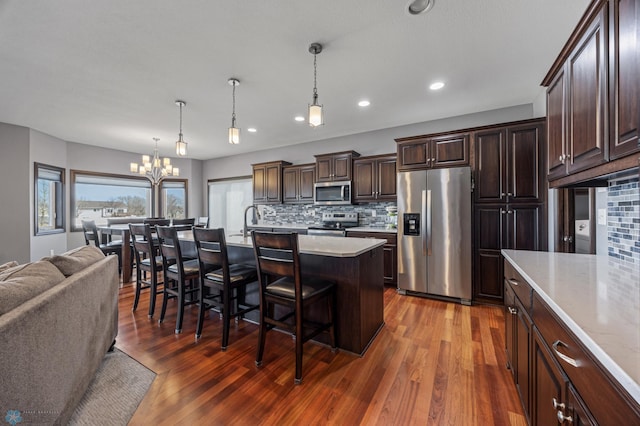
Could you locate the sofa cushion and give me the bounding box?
[0,260,66,315]
[0,260,19,272]
[44,245,105,277]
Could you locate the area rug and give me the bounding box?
[68,349,155,425]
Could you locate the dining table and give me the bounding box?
[98,223,196,283]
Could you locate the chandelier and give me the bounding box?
[130,138,179,186]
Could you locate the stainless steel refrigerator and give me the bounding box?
[397,167,472,304]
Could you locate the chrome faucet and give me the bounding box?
[243,205,261,237]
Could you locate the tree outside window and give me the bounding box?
[160,180,187,219]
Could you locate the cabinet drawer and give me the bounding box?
[503,260,532,311]
[532,293,640,425]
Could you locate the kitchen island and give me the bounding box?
[502,249,639,424]
[181,233,387,355]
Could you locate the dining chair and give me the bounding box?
[156,225,201,334]
[192,227,259,349]
[129,223,164,318]
[194,217,209,228]
[251,231,337,384]
[81,220,123,271]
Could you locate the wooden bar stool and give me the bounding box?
[192,227,259,349]
[251,231,337,384]
[129,223,164,318]
[156,225,200,334]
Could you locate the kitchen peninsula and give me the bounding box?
[502,249,640,424]
[182,232,387,355]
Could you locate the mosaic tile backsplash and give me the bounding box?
[257,201,397,228]
[607,175,640,265]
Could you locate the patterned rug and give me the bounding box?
[68,349,155,425]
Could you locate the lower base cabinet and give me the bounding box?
[346,231,397,285]
[504,258,640,425]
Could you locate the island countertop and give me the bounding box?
[180,233,386,258]
[501,249,640,403]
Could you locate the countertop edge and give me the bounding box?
[501,249,640,404]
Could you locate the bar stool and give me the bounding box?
[81,220,123,272]
[129,223,164,318]
[251,231,337,384]
[192,227,259,349]
[156,225,200,334]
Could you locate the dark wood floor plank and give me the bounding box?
[116,281,525,425]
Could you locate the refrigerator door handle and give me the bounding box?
[426,189,432,256]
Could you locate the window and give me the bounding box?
[34,162,65,235]
[71,171,152,231]
[160,179,188,219]
[208,176,252,234]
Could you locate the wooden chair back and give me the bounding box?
[81,220,101,247]
[252,231,301,294]
[156,225,185,277]
[192,228,228,277]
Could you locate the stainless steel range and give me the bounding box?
[307,212,358,237]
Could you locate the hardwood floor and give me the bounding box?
[116,281,526,425]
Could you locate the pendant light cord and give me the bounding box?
[231,82,237,127]
[312,51,318,103]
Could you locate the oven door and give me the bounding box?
[307,228,346,237]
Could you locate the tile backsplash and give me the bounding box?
[257,202,397,228]
[607,175,640,265]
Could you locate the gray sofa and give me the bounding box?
[0,245,119,425]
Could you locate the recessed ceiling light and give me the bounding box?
[294,116,305,122]
[429,81,445,90]
[407,0,435,15]
[247,128,257,133]
[358,100,370,107]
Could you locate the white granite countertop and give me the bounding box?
[180,232,386,258]
[501,249,640,403]
[248,224,309,230]
[347,226,397,234]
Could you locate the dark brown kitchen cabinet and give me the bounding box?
[315,151,360,182]
[504,256,640,426]
[474,204,544,303]
[283,163,315,203]
[474,120,545,204]
[346,231,397,285]
[353,154,397,202]
[252,160,291,204]
[531,328,567,426]
[545,3,607,179]
[504,262,533,422]
[609,0,640,159]
[543,0,639,187]
[473,118,546,304]
[396,133,469,171]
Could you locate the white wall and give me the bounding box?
[0,123,31,263]
[29,129,68,260]
[204,104,536,180]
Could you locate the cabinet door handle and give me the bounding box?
[507,278,519,286]
[552,340,579,367]
[507,306,517,315]
[557,410,573,424]
[431,157,435,163]
[501,208,507,214]
[426,158,431,164]
[552,398,565,410]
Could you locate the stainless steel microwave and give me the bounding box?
[314,180,352,205]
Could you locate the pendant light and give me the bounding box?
[228,78,240,144]
[308,43,324,127]
[175,100,187,156]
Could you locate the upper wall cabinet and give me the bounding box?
[315,151,360,182]
[252,160,291,204]
[609,0,639,159]
[353,154,397,202]
[543,0,639,186]
[474,119,545,205]
[396,133,469,171]
[283,163,315,204]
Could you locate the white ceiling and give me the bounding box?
[0,0,590,160]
